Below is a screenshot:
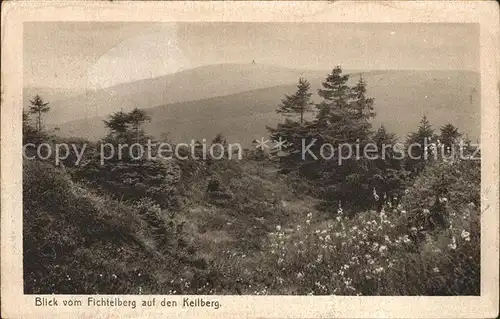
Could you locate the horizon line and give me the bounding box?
[25,63,480,91]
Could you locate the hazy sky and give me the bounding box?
[24,22,479,89]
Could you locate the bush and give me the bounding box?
[74,157,182,208]
[132,198,187,253]
[402,158,480,232]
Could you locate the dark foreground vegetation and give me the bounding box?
[23,67,480,295]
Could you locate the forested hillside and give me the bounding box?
[23,66,480,295]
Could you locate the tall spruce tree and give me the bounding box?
[439,123,461,153]
[349,77,376,142]
[316,66,351,132]
[316,68,375,145]
[276,78,313,125]
[314,67,376,210]
[268,77,315,173]
[405,115,436,174]
[29,95,50,132]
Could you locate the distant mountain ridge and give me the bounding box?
[49,68,480,144]
[26,63,333,124]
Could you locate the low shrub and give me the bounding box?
[74,157,182,208]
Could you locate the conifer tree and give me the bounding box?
[29,95,50,132]
[268,78,315,172]
[104,110,131,143]
[268,66,386,211]
[276,78,313,124]
[439,123,461,152]
[316,66,351,131]
[313,67,376,210]
[405,115,436,174]
[373,125,398,168]
[371,125,405,204]
[349,77,376,142]
[316,68,375,145]
[128,108,151,144]
[104,108,151,144]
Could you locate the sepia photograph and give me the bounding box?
[2,1,499,318]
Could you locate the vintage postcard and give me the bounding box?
[1,1,499,318]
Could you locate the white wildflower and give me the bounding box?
[448,236,457,250]
[373,267,384,274]
[403,235,411,244]
[461,230,471,242]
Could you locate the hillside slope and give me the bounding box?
[23,160,209,294]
